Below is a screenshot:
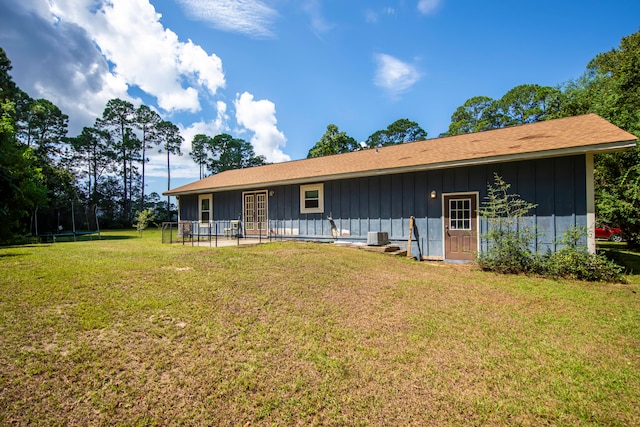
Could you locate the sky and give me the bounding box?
[1,0,639,197]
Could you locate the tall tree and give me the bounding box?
[495,84,564,127]
[0,49,47,241]
[190,133,210,179]
[135,105,161,211]
[587,30,640,135]
[68,125,114,204]
[446,85,564,136]
[156,120,183,219]
[125,128,142,219]
[581,30,640,247]
[307,124,358,158]
[0,100,46,241]
[365,118,427,147]
[208,134,266,174]
[445,96,497,136]
[554,73,599,118]
[20,98,69,159]
[98,98,137,223]
[96,175,124,228]
[0,48,19,99]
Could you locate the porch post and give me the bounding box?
[586,153,596,254]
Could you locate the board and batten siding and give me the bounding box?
[178,194,198,221]
[177,191,243,231]
[178,155,589,258]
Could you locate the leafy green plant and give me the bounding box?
[132,208,156,236]
[478,175,624,282]
[544,227,625,282]
[477,173,539,274]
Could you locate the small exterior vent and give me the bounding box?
[367,231,389,246]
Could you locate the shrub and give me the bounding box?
[543,227,625,282]
[477,229,540,274]
[478,175,625,283]
[133,208,157,236]
[477,174,538,274]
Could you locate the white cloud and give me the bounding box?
[234,92,290,163]
[365,9,378,24]
[1,0,291,186]
[0,1,132,135]
[365,7,396,24]
[417,0,440,15]
[147,102,230,179]
[302,0,334,37]
[49,0,225,114]
[179,101,230,157]
[373,53,422,98]
[175,0,278,38]
[178,40,225,95]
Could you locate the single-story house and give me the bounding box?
[164,114,637,261]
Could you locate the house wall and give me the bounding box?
[178,155,588,258]
[179,194,198,220]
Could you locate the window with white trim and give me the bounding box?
[449,198,472,230]
[300,183,324,214]
[199,194,212,222]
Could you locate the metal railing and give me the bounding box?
[161,222,178,244]
[162,220,244,247]
[164,219,339,246]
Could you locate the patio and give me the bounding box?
[176,235,272,247]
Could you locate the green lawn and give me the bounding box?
[599,241,640,283]
[1,229,639,425]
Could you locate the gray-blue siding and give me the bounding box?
[178,155,588,257]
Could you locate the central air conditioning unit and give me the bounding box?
[367,231,389,246]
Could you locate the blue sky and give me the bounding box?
[1,0,639,197]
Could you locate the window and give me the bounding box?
[300,183,324,214]
[199,194,212,222]
[449,198,471,230]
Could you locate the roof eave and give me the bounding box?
[164,138,637,196]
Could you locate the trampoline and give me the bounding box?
[34,201,101,243]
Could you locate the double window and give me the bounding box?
[300,183,324,214]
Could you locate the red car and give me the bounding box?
[595,224,624,242]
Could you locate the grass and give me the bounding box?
[1,229,639,425]
[599,241,640,283]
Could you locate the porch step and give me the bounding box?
[361,244,401,253]
[390,249,408,257]
[360,244,411,257]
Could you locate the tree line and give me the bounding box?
[71,99,183,226]
[306,30,640,248]
[1,29,639,246]
[0,63,185,239]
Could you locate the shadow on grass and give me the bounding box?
[1,234,137,248]
[0,252,22,258]
[598,242,640,276]
[89,235,136,241]
[0,243,47,252]
[34,236,136,243]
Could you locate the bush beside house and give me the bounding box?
[478,175,625,282]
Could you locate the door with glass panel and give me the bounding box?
[198,194,212,235]
[444,194,478,261]
[243,191,268,236]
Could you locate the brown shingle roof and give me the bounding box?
[165,114,637,195]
